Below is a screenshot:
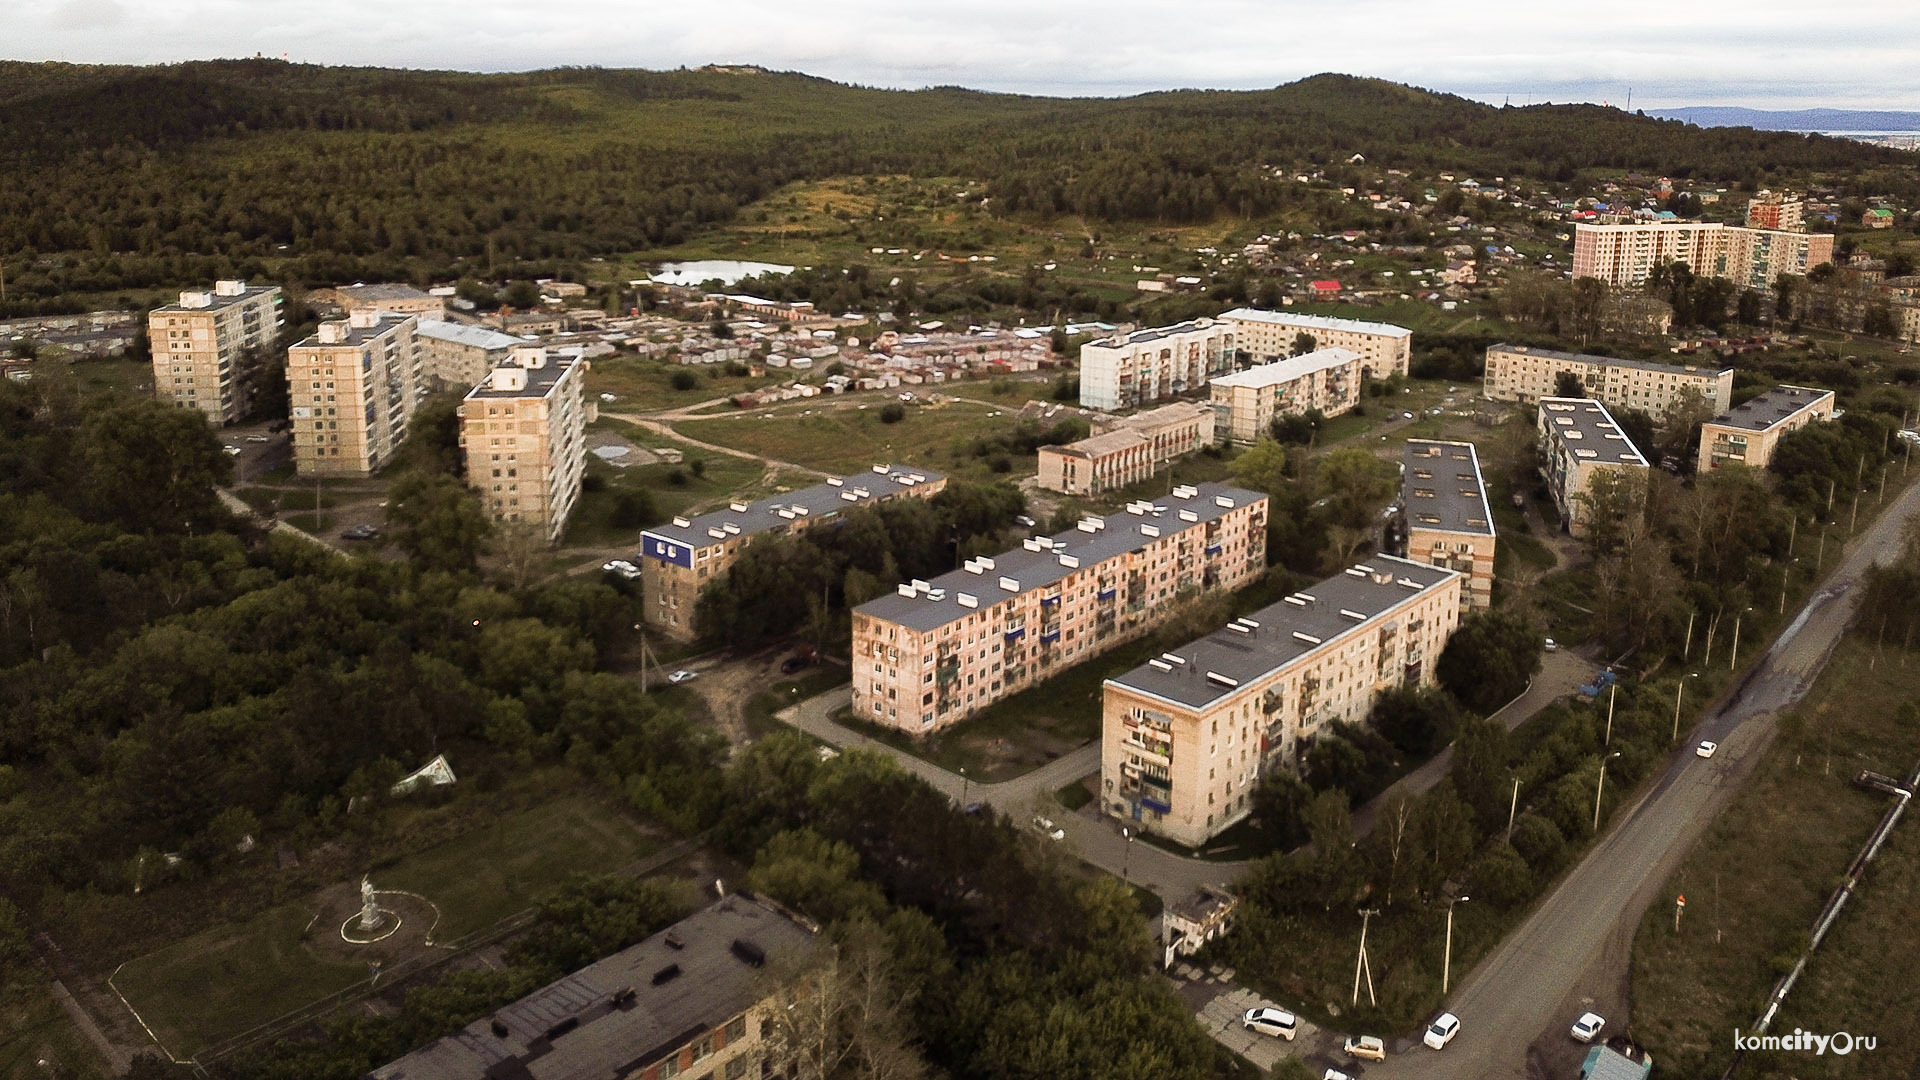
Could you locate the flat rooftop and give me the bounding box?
[1106,555,1458,711]
[1489,342,1730,379]
[855,481,1265,634]
[1538,397,1648,467]
[465,353,583,400]
[1088,318,1224,349]
[291,313,412,350]
[417,319,529,351]
[338,283,432,302]
[152,282,279,315]
[368,894,817,1080]
[1217,307,1412,339]
[1708,384,1833,432]
[642,464,947,552]
[1209,347,1361,389]
[1403,440,1494,537]
[1049,427,1149,459]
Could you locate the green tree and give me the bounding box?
[747,828,888,925]
[1290,331,1317,356]
[1448,715,1511,833]
[1370,685,1459,757]
[393,396,464,475]
[385,470,493,573]
[1228,438,1289,494]
[1553,370,1586,398]
[502,279,541,308]
[1436,610,1542,714]
[1473,843,1533,909]
[79,400,232,533]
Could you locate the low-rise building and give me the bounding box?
[368,894,818,1080]
[1036,401,1215,495]
[458,346,591,543]
[1537,398,1649,537]
[308,283,446,320]
[852,484,1268,734]
[638,466,948,639]
[1101,556,1461,847]
[1397,440,1496,609]
[1217,308,1412,377]
[148,280,284,425]
[1162,886,1238,969]
[1078,318,1237,411]
[1696,384,1835,473]
[287,311,423,476]
[1207,347,1365,443]
[1484,343,1734,416]
[416,319,531,391]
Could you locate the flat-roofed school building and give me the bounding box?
[1537,397,1649,538]
[1101,556,1461,847]
[1398,440,1496,609]
[1036,401,1215,495]
[1696,384,1835,473]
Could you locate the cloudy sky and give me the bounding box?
[14,0,1920,111]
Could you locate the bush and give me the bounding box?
[1509,811,1566,873]
[669,370,699,391]
[667,469,688,486]
[879,402,906,424]
[610,490,657,528]
[1473,843,1533,909]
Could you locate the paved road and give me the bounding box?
[1366,477,1920,1080]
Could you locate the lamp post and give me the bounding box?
[1730,606,1753,671]
[1506,775,1521,843]
[1594,751,1622,833]
[1672,672,1698,742]
[1122,827,1133,881]
[959,767,968,808]
[1443,894,1470,994]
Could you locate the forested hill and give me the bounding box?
[0,60,1905,311]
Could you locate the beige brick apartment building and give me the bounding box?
[1398,440,1496,609]
[1078,318,1237,411]
[148,280,284,425]
[287,311,424,476]
[1696,384,1835,473]
[1218,308,1412,377]
[1207,347,1365,444]
[1484,343,1734,416]
[458,346,591,543]
[1570,222,1833,290]
[1101,556,1461,847]
[416,319,529,391]
[1537,397,1649,537]
[851,483,1268,734]
[1037,401,1215,495]
[638,466,947,639]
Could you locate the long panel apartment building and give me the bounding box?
[1101,556,1461,847]
[287,310,424,476]
[458,346,591,543]
[1219,308,1412,377]
[1037,401,1214,495]
[1396,440,1496,609]
[639,466,948,638]
[1571,222,1834,290]
[416,319,529,391]
[1078,318,1236,411]
[1537,397,1649,537]
[148,280,284,425]
[1208,347,1365,444]
[851,483,1268,734]
[1696,384,1834,473]
[1484,343,1734,416]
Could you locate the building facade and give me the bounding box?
[286,311,424,476]
[1036,401,1215,495]
[458,346,591,542]
[1101,556,1461,847]
[1397,440,1496,609]
[1571,222,1834,290]
[1484,343,1734,416]
[1745,191,1805,232]
[307,283,446,320]
[851,484,1268,734]
[1078,318,1236,411]
[1696,384,1835,473]
[638,466,948,639]
[1537,397,1650,537]
[1207,347,1365,444]
[1218,308,1412,377]
[416,319,531,391]
[148,280,284,425]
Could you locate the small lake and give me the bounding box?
[647,260,795,287]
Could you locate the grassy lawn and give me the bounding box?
[1630,638,1920,1079]
[744,665,854,740]
[563,442,771,547]
[0,981,111,1080]
[675,400,1021,479]
[587,354,788,412]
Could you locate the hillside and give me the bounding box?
[0,61,1909,313]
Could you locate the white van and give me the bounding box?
[1242,1007,1297,1040]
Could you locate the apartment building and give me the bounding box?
[307,283,446,320]
[1745,190,1805,232]
[1078,318,1236,411]
[286,311,424,476]
[639,466,948,638]
[1208,347,1365,444]
[1484,343,1734,416]
[1571,222,1834,290]
[1037,401,1215,495]
[1696,384,1835,473]
[1397,440,1496,609]
[369,893,818,1080]
[1218,308,1412,377]
[416,319,530,391]
[147,280,284,425]
[851,483,1268,734]
[1101,556,1461,847]
[458,346,591,542]
[1537,398,1649,537]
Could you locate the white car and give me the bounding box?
[1543,637,1558,652]
[244,433,270,443]
[602,559,642,580]
[1571,1012,1606,1043]
[1242,1007,1297,1040]
[667,669,697,684]
[1402,410,1415,419]
[1696,740,1718,759]
[1323,1070,1355,1080]
[1424,1012,1460,1050]
[1031,816,1065,841]
[222,444,243,456]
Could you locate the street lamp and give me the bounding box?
[1443,894,1470,994]
[959,766,968,808]
[1593,751,1622,834]
[1122,827,1133,881]
[1672,672,1699,742]
[1729,606,1754,671]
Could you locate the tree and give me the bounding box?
[1370,686,1459,757]
[79,400,232,533]
[1553,370,1586,399]
[1473,843,1533,910]
[1291,331,1317,356]
[502,280,541,308]
[386,470,493,573]
[393,396,464,475]
[1304,788,1358,909]
[1448,715,1510,833]
[879,402,905,424]
[1436,610,1542,714]
[1228,438,1289,494]
[748,829,888,925]
[1316,447,1397,564]
[1250,770,1312,849]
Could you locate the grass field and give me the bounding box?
[1631,638,1920,1079]
[564,430,775,547]
[586,355,787,412]
[675,399,1023,479]
[0,982,110,1080]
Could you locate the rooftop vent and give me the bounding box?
[998,576,1020,592]
[1206,671,1239,687]
[651,964,682,986]
[730,938,767,968]
[828,477,844,487]
[1292,631,1322,645]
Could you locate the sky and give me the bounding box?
[13,0,1920,111]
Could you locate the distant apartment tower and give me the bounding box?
[416,320,530,391]
[1397,440,1496,609]
[1101,556,1461,847]
[1037,401,1215,495]
[147,280,284,425]
[1571,222,1833,290]
[1696,384,1835,474]
[1745,190,1805,232]
[307,283,447,321]
[851,484,1268,734]
[1537,398,1649,537]
[1208,347,1366,444]
[638,466,948,639]
[1078,318,1236,411]
[457,346,590,543]
[1218,308,1412,377]
[1484,343,1734,416]
[286,311,423,476]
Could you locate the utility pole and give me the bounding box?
[1817,523,1828,572]
[1730,609,1745,670]
[1787,515,1797,557]
[1352,908,1380,1007]
[1507,776,1521,843]
[1683,610,1695,660]
[1673,678,1685,742]
[1594,751,1621,833]
[1850,489,1861,534]
[1604,682,1616,745]
[1827,476,1836,517]
[1443,894,1470,994]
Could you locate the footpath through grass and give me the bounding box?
[1631,638,1920,1079]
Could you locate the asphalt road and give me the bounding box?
[1367,476,1920,1080]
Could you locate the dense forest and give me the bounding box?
[0,60,1911,316]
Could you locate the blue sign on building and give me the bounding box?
[640,533,693,569]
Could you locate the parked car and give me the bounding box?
[780,655,812,675]
[602,559,642,580]
[1031,816,1065,841]
[1343,1035,1386,1061]
[667,669,697,684]
[1696,740,1718,759]
[340,524,380,541]
[1241,1007,1297,1040]
[1015,514,1037,528]
[244,433,270,443]
[221,444,243,456]
[1570,1012,1606,1043]
[1323,1070,1354,1080]
[1424,1012,1460,1050]
[1544,637,1558,652]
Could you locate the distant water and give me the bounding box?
[648,260,795,287]
[1796,130,1920,149]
